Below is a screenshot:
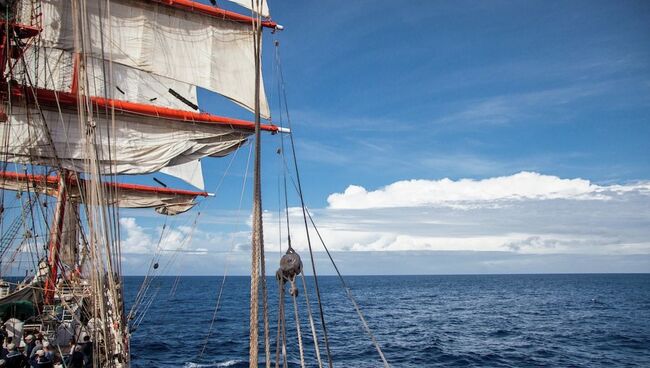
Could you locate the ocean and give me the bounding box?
[124,274,650,367]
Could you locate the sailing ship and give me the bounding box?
[0,0,288,366]
[0,0,390,366]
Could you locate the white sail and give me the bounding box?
[0,173,203,215]
[1,105,249,176]
[159,159,205,191]
[36,0,271,118]
[20,46,199,112]
[227,0,271,18]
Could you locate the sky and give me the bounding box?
[118,0,650,275]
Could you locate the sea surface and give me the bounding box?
[124,274,650,367]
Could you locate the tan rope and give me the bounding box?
[249,0,265,365]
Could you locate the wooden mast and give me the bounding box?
[43,171,68,304]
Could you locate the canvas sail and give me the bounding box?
[0,172,206,215]
[0,105,250,176]
[33,0,271,118]
[159,159,205,191]
[227,0,271,17]
[18,46,199,112]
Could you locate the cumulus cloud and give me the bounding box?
[120,217,153,254]
[120,217,203,254]
[327,171,650,209]
[116,172,650,274]
[261,172,650,257]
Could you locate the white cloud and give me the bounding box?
[255,172,650,257]
[119,217,204,254]
[120,217,152,254]
[116,172,650,274]
[327,171,650,209]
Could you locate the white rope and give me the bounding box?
[305,209,390,368]
[290,278,306,368]
[299,272,324,368]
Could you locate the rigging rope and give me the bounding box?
[305,208,391,368]
[272,36,324,368]
[198,141,254,358]
[273,39,334,368]
[277,164,392,367]
[249,1,272,366]
[289,277,306,368]
[274,276,286,368]
[275,247,303,368]
[273,38,390,368]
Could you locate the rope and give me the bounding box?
[305,209,390,368]
[271,33,324,368]
[198,142,254,359]
[249,1,271,366]
[299,271,324,368]
[274,276,282,368]
[290,277,306,368]
[273,40,334,368]
[279,165,391,367]
[274,276,287,368]
[277,134,323,368]
[273,38,390,368]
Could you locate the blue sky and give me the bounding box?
[272,0,649,192]
[117,0,650,275]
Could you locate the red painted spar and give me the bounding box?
[149,0,279,29]
[3,84,284,133]
[0,171,209,197]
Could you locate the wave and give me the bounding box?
[184,360,242,368]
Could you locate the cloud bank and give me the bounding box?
[327,171,650,209]
[117,172,650,274]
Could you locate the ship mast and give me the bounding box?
[250,0,266,365]
[0,0,285,366]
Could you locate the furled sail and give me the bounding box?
[0,171,207,215]
[34,0,271,118]
[0,104,250,176]
[227,0,271,18]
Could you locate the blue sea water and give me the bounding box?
[124,274,650,367]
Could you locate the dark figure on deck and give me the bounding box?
[40,343,53,363]
[29,350,53,368]
[1,337,13,360]
[22,336,35,359]
[81,336,92,368]
[65,346,84,368]
[4,343,27,368]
